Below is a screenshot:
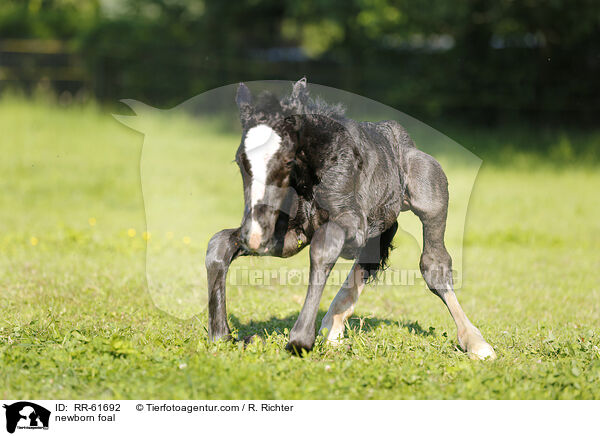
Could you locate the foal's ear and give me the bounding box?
[236,83,253,124]
[291,77,309,104]
[236,83,252,108]
[292,77,307,96]
[282,77,309,114]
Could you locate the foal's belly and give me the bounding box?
[365,194,404,239]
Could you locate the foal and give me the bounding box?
[206,78,496,360]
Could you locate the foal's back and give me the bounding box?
[336,118,416,234]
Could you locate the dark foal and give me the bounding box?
[206,78,495,359]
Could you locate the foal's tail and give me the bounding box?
[359,221,398,283]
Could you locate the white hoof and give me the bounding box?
[325,338,345,347]
[467,341,497,360]
[459,328,497,360]
[319,325,345,346]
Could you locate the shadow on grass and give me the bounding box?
[230,312,436,341]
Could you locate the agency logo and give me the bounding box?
[2,402,50,434]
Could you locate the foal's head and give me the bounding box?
[234,80,308,252]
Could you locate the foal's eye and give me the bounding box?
[285,159,295,168]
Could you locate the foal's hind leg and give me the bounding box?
[407,150,496,360]
[319,261,367,343]
[320,223,398,343]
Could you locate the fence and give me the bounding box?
[0,39,89,98]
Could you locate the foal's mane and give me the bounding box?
[301,96,346,121]
[255,88,347,121]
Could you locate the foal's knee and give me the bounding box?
[420,249,453,291]
[205,237,225,272]
[205,229,238,272]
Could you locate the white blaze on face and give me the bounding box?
[244,124,282,249]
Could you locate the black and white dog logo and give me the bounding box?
[3,402,50,433]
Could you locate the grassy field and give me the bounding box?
[1,95,599,399]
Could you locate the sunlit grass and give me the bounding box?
[0,96,598,399]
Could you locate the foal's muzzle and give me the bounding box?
[241,204,279,253]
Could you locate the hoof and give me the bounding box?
[285,339,314,356]
[321,331,344,347]
[325,338,344,347]
[209,332,233,343]
[319,325,344,346]
[459,328,497,360]
[467,341,497,360]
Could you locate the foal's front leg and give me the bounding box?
[286,222,345,354]
[205,228,242,341]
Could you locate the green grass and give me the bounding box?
[1,95,599,399]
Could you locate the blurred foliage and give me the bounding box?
[0,0,599,124]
